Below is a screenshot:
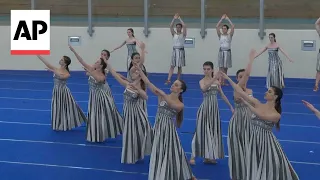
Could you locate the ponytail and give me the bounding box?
[274,99,282,131]
[274,39,276,42]
[176,94,184,128]
[65,65,69,72]
[211,72,214,78]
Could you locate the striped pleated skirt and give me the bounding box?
[246,116,300,180]
[121,90,153,164]
[51,78,87,131]
[191,86,225,160]
[171,47,186,67]
[228,102,252,180]
[218,48,232,68]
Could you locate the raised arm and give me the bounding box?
[220,71,261,107]
[225,15,235,36]
[242,98,280,123]
[111,41,126,53]
[69,46,93,71]
[138,42,147,64]
[36,55,57,71]
[178,16,187,37]
[315,17,320,36]
[238,49,256,87]
[216,14,226,37]
[170,14,179,36]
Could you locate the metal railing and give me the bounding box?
[29,0,266,39]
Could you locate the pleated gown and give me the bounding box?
[266,47,285,89]
[86,76,123,142]
[191,84,225,160]
[51,74,87,131]
[227,96,252,180]
[149,100,193,180]
[121,88,153,164]
[246,114,300,180]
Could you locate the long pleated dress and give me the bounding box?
[51,74,87,131]
[227,95,253,180]
[191,84,225,160]
[104,70,124,132]
[266,47,285,89]
[121,88,153,164]
[149,100,193,180]
[86,76,123,142]
[246,113,300,180]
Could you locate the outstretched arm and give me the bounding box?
[278,45,293,62]
[220,71,261,107]
[69,46,93,71]
[111,41,126,53]
[36,55,56,71]
[254,46,267,59]
[170,13,179,36]
[106,61,129,87]
[136,65,182,111]
[302,100,320,119]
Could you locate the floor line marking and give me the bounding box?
[0,95,315,105]
[0,79,318,92]
[0,127,319,146]
[0,97,317,115]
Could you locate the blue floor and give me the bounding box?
[0,70,319,180]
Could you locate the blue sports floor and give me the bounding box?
[0,70,319,180]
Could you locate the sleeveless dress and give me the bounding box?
[227,94,253,180]
[171,33,186,67]
[149,100,193,180]
[51,74,87,131]
[266,47,285,89]
[246,114,300,180]
[121,88,153,164]
[218,34,232,68]
[191,84,225,160]
[126,42,137,78]
[86,76,123,142]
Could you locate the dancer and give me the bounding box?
[135,66,196,180]
[313,17,320,91]
[36,55,87,131]
[220,72,300,180]
[254,33,293,89]
[165,13,187,85]
[216,14,234,85]
[106,61,152,164]
[190,61,233,165]
[302,100,320,119]
[127,42,148,116]
[69,46,123,142]
[227,50,255,180]
[111,28,141,78]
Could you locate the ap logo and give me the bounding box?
[10,10,50,55]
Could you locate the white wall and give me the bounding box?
[1,26,319,78]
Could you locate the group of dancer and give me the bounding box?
[34,14,320,180]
